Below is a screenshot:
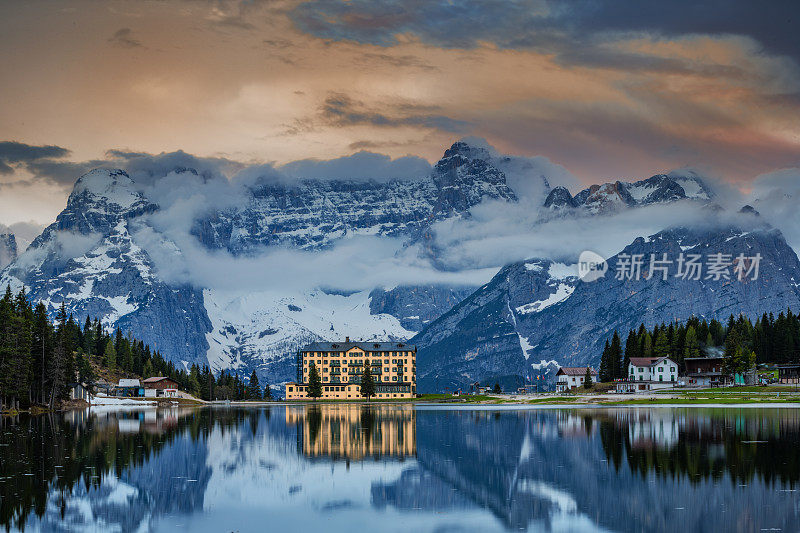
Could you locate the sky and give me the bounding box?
[1,0,799,228]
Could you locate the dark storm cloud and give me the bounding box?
[321,93,469,132]
[108,28,143,48]
[24,159,108,186]
[0,141,71,176]
[16,148,243,188]
[289,0,800,66]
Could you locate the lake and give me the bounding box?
[1,404,798,532]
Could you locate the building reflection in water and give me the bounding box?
[286,404,416,460]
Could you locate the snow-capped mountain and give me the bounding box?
[552,171,714,214]
[1,169,212,366]
[195,140,517,255]
[0,137,761,389]
[412,220,800,391]
[0,142,523,381]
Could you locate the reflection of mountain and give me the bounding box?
[6,407,800,532]
[374,408,800,532]
[286,404,416,460]
[12,409,234,532]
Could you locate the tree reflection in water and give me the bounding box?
[0,406,798,533]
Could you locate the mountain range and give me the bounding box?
[2,140,798,391]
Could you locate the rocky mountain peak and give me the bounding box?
[739,204,760,217]
[573,181,635,213]
[440,140,492,162]
[543,186,577,209]
[70,169,144,210]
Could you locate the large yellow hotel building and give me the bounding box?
[285,338,417,400]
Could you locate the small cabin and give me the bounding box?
[143,377,181,398]
[555,367,597,392]
[116,379,143,397]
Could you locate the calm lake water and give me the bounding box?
[1,405,799,532]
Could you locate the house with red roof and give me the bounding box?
[555,367,598,392]
[617,356,678,392]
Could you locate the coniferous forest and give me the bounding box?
[598,310,800,382]
[0,286,272,410]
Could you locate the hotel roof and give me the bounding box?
[629,356,673,367]
[301,341,416,352]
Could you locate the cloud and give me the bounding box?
[23,159,108,186]
[320,93,469,133]
[0,141,70,176]
[108,28,143,48]
[134,221,497,294]
[277,151,431,181]
[7,221,45,251]
[458,136,579,200]
[289,0,800,67]
[750,168,800,252]
[356,52,438,71]
[426,195,760,273]
[107,149,244,187]
[19,148,244,190]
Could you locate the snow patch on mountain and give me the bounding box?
[72,169,145,210]
[203,288,415,379]
[515,283,575,314]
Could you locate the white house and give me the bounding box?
[555,367,598,392]
[627,357,678,391]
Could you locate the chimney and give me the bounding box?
[345,336,350,343]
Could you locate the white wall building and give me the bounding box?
[555,367,598,392]
[627,357,678,391]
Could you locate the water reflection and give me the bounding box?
[0,406,798,532]
[286,404,415,460]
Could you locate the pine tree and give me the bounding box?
[624,331,637,378]
[360,364,376,401]
[48,304,69,409]
[583,367,593,389]
[684,326,700,359]
[262,383,272,400]
[610,331,623,380]
[599,339,612,382]
[493,382,502,393]
[307,363,322,400]
[653,330,670,359]
[142,359,154,378]
[104,338,116,369]
[246,370,260,400]
[0,286,15,409]
[641,332,653,357]
[705,331,714,347]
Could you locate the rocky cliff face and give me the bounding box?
[194,141,516,256]
[413,222,800,391]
